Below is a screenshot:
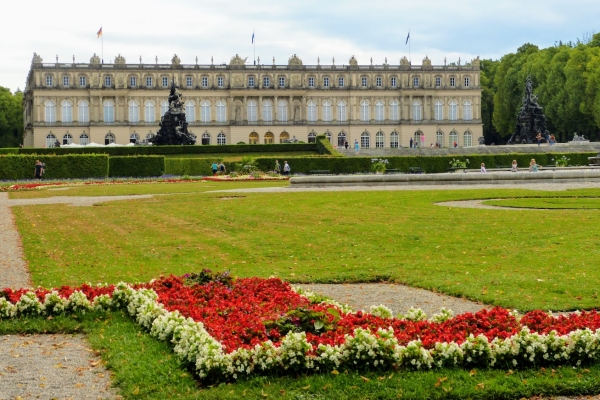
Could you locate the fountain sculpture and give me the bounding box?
[149,79,196,145]
[507,76,549,144]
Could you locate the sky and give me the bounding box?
[0,0,598,93]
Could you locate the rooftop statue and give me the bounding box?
[288,54,303,66]
[507,75,549,144]
[114,54,126,65]
[171,54,181,66]
[349,55,358,66]
[90,53,101,65]
[400,56,410,66]
[229,54,247,66]
[32,52,43,64]
[149,79,196,145]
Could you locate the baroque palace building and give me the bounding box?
[23,52,483,149]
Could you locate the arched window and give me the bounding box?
[375,131,385,148]
[144,100,155,123]
[374,100,384,122]
[390,131,399,148]
[337,100,347,122]
[413,131,423,148]
[249,132,259,144]
[200,100,211,122]
[322,100,332,122]
[411,101,421,121]
[434,100,443,121]
[217,132,226,145]
[449,100,458,121]
[61,100,73,123]
[129,100,139,123]
[360,100,370,122]
[279,131,290,143]
[262,100,272,122]
[361,131,370,148]
[463,100,472,121]
[105,133,115,145]
[464,131,472,147]
[337,131,347,146]
[103,100,114,123]
[436,130,444,147]
[264,131,274,144]
[389,100,399,121]
[45,100,56,123]
[186,100,196,122]
[276,100,287,122]
[449,130,458,147]
[46,134,56,148]
[201,132,210,145]
[160,101,169,117]
[325,131,332,143]
[78,101,89,124]
[130,133,140,144]
[79,133,89,145]
[216,100,226,123]
[308,132,317,144]
[146,132,154,141]
[307,100,316,122]
[247,100,257,122]
[62,133,73,145]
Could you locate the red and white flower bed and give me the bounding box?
[2,275,600,381]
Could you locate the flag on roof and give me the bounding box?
[97,27,103,38]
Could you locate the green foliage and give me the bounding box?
[164,158,234,176]
[0,154,109,180]
[108,156,165,178]
[315,135,342,156]
[265,307,341,335]
[370,158,389,173]
[0,87,23,148]
[183,269,234,288]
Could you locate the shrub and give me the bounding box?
[164,158,234,176]
[108,156,165,178]
[315,135,342,156]
[0,154,109,180]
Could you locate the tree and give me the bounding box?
[480,59,500,144]
[0,87,23,148]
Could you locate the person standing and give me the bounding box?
[536,132,542,146]
[354,140,360,155]
[283,161,291,176]
[274,160,281,174]
[529,158,539,172]
[480,163,487,173]
[219,162,226,175]
[511,160,518,172]
[344,140,349,150]
[211,161,218,175]
[34,160,44,180]
[550,133,556,146]
[409,137,413,149]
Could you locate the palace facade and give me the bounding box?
[23,53,483,149]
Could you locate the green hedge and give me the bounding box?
[18,143,317,156]
[164,159,235,176]
[108,156,165,178]
[0,154,109,180]
[315,135,342,156]
[0,148,19,155]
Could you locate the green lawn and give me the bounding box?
[484,196,600,209]
[163,151,318,160]
[6,181,600,399]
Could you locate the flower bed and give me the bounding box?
[3,274,600,381]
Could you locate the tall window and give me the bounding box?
[145,101,155,123]
[464,77,470,87]
[307,100,316,122]
[105,133,115,145]
[376,77,382,87]
[46,134,56,148]
[146,77,153,87]
[264,132,274,144]
[263,76,270,87]
[160,101,169,117]
[186,77,193,88]
[162,77,169,87]
[413,77,419,87]
[390,131,399,148]
[277,99,287,122]
[337,100,347,122]
[63,76,70,87]
[46,76,53,86]
[248,77,255,87]
[79,133,89,145]
[450,77,456,87]
[201,132,211,145]
[247,100,257,122]
[435,77,441,87]
[103,100,115,123]
[308,132,316,143]
[201,100,211,122]
[361,131,370,148]
[79,76,87,87]
[463,100,472,121]
[217,77,224,88]
[186,101,196,122]
[217,132,226,145]
[449,100,458,121]
[78,101,89,124]
[464,131,472,147]
[308,77,314,87]
[61,100,72,123]
[325,131,332,143]
[375,131,384,148]
[128,100,139,123]
[249,132,259,144]
[62,134,73,145]
[337,131,346,146]
[323,77,329,87]
[279,77,285,87]
[436,130,444,147]
[391,77,397,87]
[412,101,421,121]
[202,77,208,87]
[262,100,272,122]
[322,100,332,122]
[361,77,367,87]
[104,76,112,87]
[216,100,226,122]
[338,77,344,87]
[389,100,399,121]
[130,76,137,87]
[374,100,384,122]
[360,100,370,122]
[449,130,458,147]
[130,133,140,144]
[434,100,443,121]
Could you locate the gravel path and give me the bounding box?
[0,194,30,290]
[436,199,544,211]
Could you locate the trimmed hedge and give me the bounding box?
[164,158,235,176]
[18,143,317,156]
[108,156,165,178]
[315,135,342,156]
[0,154,109,180]
[0,148,19,155]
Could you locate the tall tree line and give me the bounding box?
[482,33,600,144]
[0,87,23,148]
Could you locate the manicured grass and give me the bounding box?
[484,196,600,209]
[11,184,600,311]
[3,311,600,399]
[163,151,318,160]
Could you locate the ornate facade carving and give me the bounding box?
[90,54,101,65]
[171,54,181,66]
[400,56,410,66]
[229,54,247,66]
[288,54,302,67]
[114,54,126,65]
[32,53,43,64]
[422,56,432,67]
[349,55,358,67]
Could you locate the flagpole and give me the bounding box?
[101,24,104,64]
[253,29,255,65]
[408,29,411,65]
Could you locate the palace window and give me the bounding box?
[450,77,456,87]
[61,100,72,123]
[146,77,153,87]
[464,77,470,87]
[45,100,56,123]
[103,100,115,123]
[434,100,443,121]
[308,77,315,88]
[79,76,87,87]
[435,77,441,87]
[144,101,155,123]
[130,76,137,87]
[186,76,193,88]
[217,77,224,88]
[262,100,273,122]
[130,133,140,144]
[436,130,444,147]
[307,100,316,122]
[217,132,226,145]
[201,132,210,145]
[62,134,73,145]
[325,131,332,143]
[79,133,89,145]
[464,131,472,147]
[411,101,421,121]
[449,100,458,121]
[185,101,195,122]
[248,76,255,88]
[449,130,458,147]
[63,76,69,87]
[376,77,382,87]
[391,77,397,87]
[46,76,53,86]
[78,101,89,124]
[390,131,399,148]
[389,100,399,121]
[337,100,347,122]
[249,132,259,144]
[413,77,419,87]
[162,77,168,87]
[264,132,274,144]
[201,100,211,122]
[337,131,346,146]
[263,76,270,87]
[105,133,115,145]
[308,132,316,143]
[202,77,208,87]
[361,131,370,148]
[322,100,332,122]
[279,77,285,87]
[323,77,329,87]
[463,100,472,121]
[360,100,370,122]
[375,131,384,148]
[277,99,287,122]
[160,101,169,117]
[46,134,56,148]
[375,100,384,122]
[216,100,226,122]
[104,76,112,87]
[338,77,344,87]
[361,77,367,87]
[247,100,257,122]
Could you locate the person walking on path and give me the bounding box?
[274,160,281,174]
[34,160,44,180]
[344,140,349,150]
[219,162,226,175]
[211,161,218,176]
[354,140,360,155]
[536,132,542,146]
[550,133,556,146]
[283,161,291,176]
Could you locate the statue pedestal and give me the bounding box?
[568,140,590,146]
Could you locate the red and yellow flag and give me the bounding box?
[97,27,102,38]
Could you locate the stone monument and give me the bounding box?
[507,75,549,144]
[149,79,197,145]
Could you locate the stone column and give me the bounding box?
[258,95,263,123]
[289,95,293,123]
[243,96,247,122]
[408,95,412,121]
[274,95,278,122]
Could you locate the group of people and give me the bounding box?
[480,159,539,173]
[211,161,227,175]
[274,160,291,175]
[536,132,556,146]
[34,160,45,179]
